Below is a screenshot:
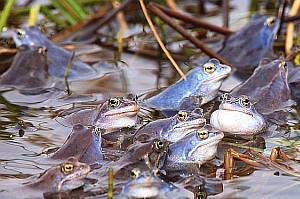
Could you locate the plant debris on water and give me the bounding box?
[1,0,300,198]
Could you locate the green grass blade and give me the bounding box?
[28,4,40,27]
[65,0,88,19]
[40,6,67,28]
[52,0,77,25]
[0,0,15,32]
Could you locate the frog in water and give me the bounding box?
[50,124,103,164]
[219,15,279,73]
[192,15,279,73]
[162,126,224,172]
[231,59,294,124]
[59,94,140,133]
[25,157,90,192]
[135,108,206,142]
[120,168,193,199]
[145,59,231,110]
[9,27,97,81]
[0,45,52,90]
[210,94,266,136]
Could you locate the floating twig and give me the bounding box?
[0,0,15,32]
[285,0,300,55]
[153,3,233,35]
[139,0,186,80]
[149,3,231,66]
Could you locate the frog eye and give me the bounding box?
[203,62,216,74]
[109,98,120,108]
[266,17,276,27]
[94,127,102,136]
[238,96,250,108]
[17,29,25,38]
[177,110,188,121]
[61,163,74,174]
[279,61,287,69]
[219,93,232,102]
[197,129,209,140]
[153,140,164,151]
[130,168,141,179]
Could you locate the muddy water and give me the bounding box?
[1,0,300,198]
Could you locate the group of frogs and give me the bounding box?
[0,13,299,198]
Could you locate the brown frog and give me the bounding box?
[59,94,140,133]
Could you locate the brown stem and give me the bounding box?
[51,5,111,42]
[284,14,300,22]
[224,149,234,180]
[148,3,231,66]
[222,0,229,28]
[152,3,233,35]
[66,0,135,41]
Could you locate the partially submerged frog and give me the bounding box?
[219,15,279,72]
[162,126,224,172]
[60,94,139,133]
[0,45,52,90]
[193,15,279,73]
[50,124,103,164]
[10,27,97,81]
[210,94,266,136]
[25,157,90,192]
[120,168,193,199]
[135,108,206,142]
[231,59,294,124]
[145,59,231,110]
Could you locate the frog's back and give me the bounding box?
[17,27,98,81]
[220,15,279,72]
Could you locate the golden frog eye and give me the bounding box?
[130,168,140,179]
[238,96,250,108]
[109,98,120,108]
[94,127,102,136]
[203,62,216,74]
[153,140,164,151]
[177,110,188,121]
[197,129,209,140]
[266,17,276,27]
[61,163,74,174]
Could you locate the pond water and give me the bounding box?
[0,0,300,198]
